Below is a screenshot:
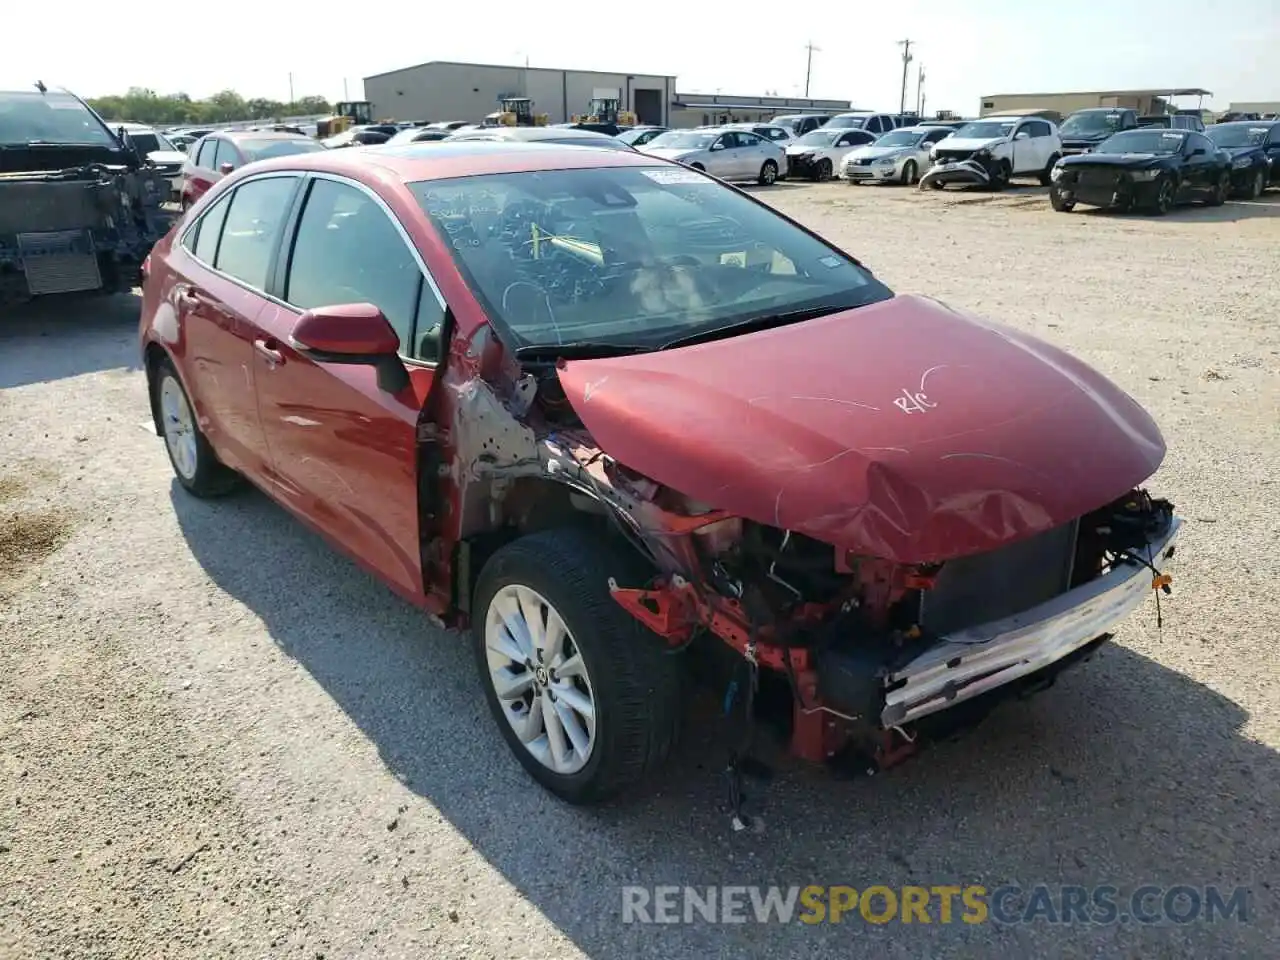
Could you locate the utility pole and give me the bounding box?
[288,72,295,105]
[804,42,820,98]
[896,39,913,116]
[915,64,925,116]
[343,78,349,100]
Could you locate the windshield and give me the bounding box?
[410,165,891,351]
[1095,130,1186,155]
[242,138,327,160]
[646,131,715,150]
[954,121,1016,140]
[1206,124,1269,148]
[825,116,868,129]
[1060,111,1124,136]
[873,129,923,148]
[0,90,115,146]
[123,130,176,154]
[795,130,839,146]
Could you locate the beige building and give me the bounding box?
[978,88,1211,118]
[1226,101,1280,116]
[363,60,847,129]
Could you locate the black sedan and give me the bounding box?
[1205,120,1280,199]
[1048,129,1231,215]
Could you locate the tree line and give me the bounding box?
[86,88,333,126]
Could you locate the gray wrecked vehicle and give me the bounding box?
[0,83,170,306]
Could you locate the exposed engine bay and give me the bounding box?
[427,337,1179,787]
[0,160,169,305]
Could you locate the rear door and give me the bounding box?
[184,137,219,204]
[1267,126,1280,185]
[251,174,444,600]
[167,174,302,474]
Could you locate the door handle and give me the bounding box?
[175,286,199,310]
[254,339,284,366]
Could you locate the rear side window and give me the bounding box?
[191,193,231,263]
[284,179,423,355]
[214,176,298,290]
[195,138,216,168]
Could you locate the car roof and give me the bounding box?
[1209,119,1277,127]
[238,139,664,185]
[450,126,613,141]
[214,129,313,142]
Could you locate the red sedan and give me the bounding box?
[140,142,1181,806]
[179,130,326,209]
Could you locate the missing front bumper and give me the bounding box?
[881,516,1182,726]
[919,159,991,189]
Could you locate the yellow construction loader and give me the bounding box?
[571,97,636,126]
[484,97,549,127]
[316,101,374,138]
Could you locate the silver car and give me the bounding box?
[639,128,787,184]
[840,125,954,184]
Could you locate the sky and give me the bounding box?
[8,0,1277,113]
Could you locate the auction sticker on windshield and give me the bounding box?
[641,168,710,185]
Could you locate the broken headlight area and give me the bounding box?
[609,487,1178,771]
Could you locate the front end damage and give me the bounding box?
[0,154,169,306]
[425,309,1181,781]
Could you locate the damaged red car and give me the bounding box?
[139,141,1181,805]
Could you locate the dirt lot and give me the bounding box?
[1,183,1277,959]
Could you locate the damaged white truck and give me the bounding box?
[0,83,169,306]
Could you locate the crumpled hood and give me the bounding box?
[557,294,1166,564]
[934,136,1005,152]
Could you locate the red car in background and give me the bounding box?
[139,141,1180,807]
[179,130,326,209]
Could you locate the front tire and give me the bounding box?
[472,528,683,804]
[757,160,778,185]
[814,158,833,182]
[1149,176,1175,215]
[899,159,917,185]
[1039,154,1061,186]
[153,359,241,497]
[1246,167,1265,200]
[1208,171,1230,206]
[1049,186,1075,212]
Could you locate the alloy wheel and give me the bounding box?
[160,374,199,481]
[484,584,597,775]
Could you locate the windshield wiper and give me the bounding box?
[658,305,846,351]
[514,341,652,362]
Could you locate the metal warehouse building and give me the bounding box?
[978,87,1211,118]
[362,60,848,129]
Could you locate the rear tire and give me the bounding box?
[1246,168,1265,200]
[471,528,683,805]
[153,358,242,498]
[757,160,778,186]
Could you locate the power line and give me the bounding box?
[804,42,820,98]
[897,39,913,116]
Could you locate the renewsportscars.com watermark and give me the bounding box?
[621,884,1251,926]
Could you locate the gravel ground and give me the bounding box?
[1,184,1277,959]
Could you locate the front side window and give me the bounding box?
[411,165,892,352]
[0,90,114,146]
[284,179,423,355]
[214,176,298,289]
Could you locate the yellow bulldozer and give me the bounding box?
[483,97,549,127]
[316,101,375,138]
[571,97,636,126]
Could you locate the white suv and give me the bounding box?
[921,116,1064,190]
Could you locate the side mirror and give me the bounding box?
[710,142,725,151]
[291,303,410,394]
[1014,131,1030,140]
[218,161,236,175]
